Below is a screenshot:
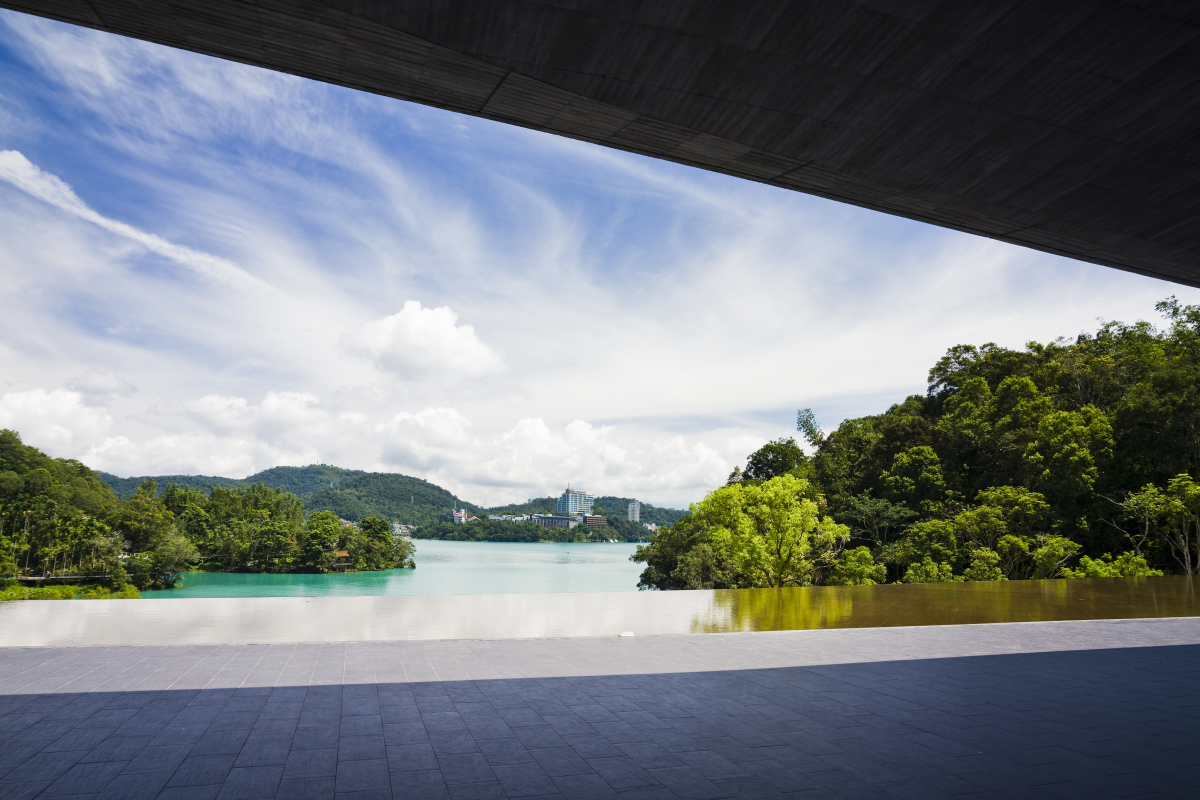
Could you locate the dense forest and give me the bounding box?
[101,465,479,525]
[1,431,414,592]
[103,468,686,529]
[635,299,1200,589]
[415,513,652,543]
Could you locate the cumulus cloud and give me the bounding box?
[0,388,111,451]
[65,369,138,404]
[344,301,503,379]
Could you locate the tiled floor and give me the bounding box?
[1,618,1198,798]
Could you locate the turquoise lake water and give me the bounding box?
[142,540,644,598]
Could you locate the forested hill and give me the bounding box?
[486,496,686,525]
[99,467,685,526]
[100,465,481,526]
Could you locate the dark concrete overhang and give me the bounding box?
[5,1,1200,286]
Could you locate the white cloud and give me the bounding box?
[0,150,265,291]
[344,301,503,379]
[0,389,111,451]
[66,369,138,404]
[3,12,1200,508]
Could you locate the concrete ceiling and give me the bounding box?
[5,0,1200,286]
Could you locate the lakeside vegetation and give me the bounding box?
[0,430,414,595]
[414,513,652,543]
[635,299,1200,589]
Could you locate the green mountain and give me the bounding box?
[99,465,480,526]
[98,466,684,527]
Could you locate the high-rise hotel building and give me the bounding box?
[628,500,640,522]
[557,486,595,515]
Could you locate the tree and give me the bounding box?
[1061,552,1162,579]
[742,438,809,482]
[903,558,960,583]
[723,475,849,587]
[1162,474,1199,575]
[828,547,886,585]
[880,446,946,512]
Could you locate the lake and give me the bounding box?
[142,540,643,598]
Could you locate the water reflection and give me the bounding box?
[3,576,1196,647]
[705,576,1198,633]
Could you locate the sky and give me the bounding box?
[2,11,1198,509]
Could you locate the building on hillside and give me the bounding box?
[557,485,595,515]
[583,515,608,528]
[452,509,469,524]
[628,500,640,522]
[643,522,658,531]
[392,523,416,536]
[338,519,355,528]
[532,514,579,529]
[467,515,480,523]
[489,514,531,522]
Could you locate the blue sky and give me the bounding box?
[2,10,1197,507]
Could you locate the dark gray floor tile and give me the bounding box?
[0,781,52,800]
[428,731,479,756]
[192,730,250,757]
[259,703,302,721]
[46,727,115,754]
[96,770,172,800]
[530,747,594,778]
[166,755,237,788]
[513,726,568,750]
[478,738,535,767]
[386,743,439,772]
[234,739,291,768]
[283,747,337,780]
[339,735,386,762]
[563,733,624,760]
[292,725,339,750]
[382,724,427,746]
[340,716,384,738]
[123,744,191,775]
[214,765,282,800]
[158,786,222,800]
[335,758,390,793]
[551,773,622,799]
[586,757,658,790]
[151,724,211,747]
[274,776,335,799]
[41,759,126,796]
[464,720,515,741]
[446,780,506,799]
[437,752,496,786]
[390,769,449,800]
[4,748,86,783]
[492,763,558,798]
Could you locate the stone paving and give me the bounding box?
[0,618,1198,799]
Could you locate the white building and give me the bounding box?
[628,499,640,522]
[557,485,595,515]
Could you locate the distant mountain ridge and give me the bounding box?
[98,465,686,526]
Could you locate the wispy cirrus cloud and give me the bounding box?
[2,9,1199,506]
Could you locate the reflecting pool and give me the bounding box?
[697,575,1199,632]
[5,577,1196,647]
[142,540,643,598]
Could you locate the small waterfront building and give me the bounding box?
[583,515,608,528]
[532,514,579,529]
[628,500,640,522]
[557,485,595,515]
